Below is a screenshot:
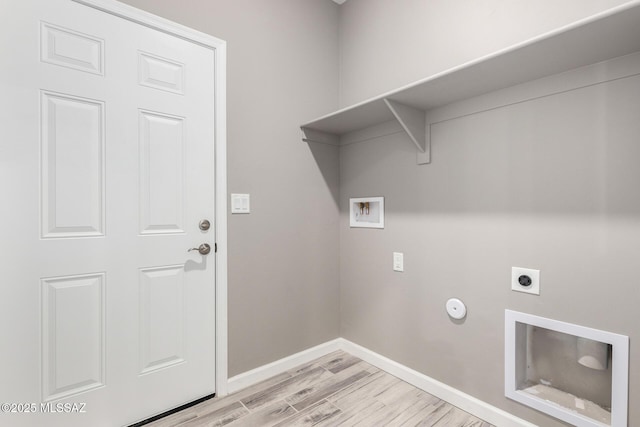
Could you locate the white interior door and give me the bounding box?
[0,1,217,425]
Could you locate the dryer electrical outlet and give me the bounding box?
[512,267,540,295]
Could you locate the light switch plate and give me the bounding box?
[231,193,250,214]
[393,252,404,272]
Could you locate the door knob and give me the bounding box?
[188,243,211,255]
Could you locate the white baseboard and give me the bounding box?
[225,337,535,427]
[226,339,343,394]
[338,339,537,427]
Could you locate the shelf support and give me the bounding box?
[384,99,430,165]
[301,127,340,146]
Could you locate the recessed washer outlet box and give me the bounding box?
[512,267,540,295]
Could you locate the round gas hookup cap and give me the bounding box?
[446,298,467,320]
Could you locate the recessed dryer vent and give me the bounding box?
[505,310,629,427]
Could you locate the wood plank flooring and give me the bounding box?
[146,350,494,427]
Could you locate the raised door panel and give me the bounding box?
[139,265,185,375]
[138,51,185,95]
[40,21,104,75]
[139,110,185,235]
[41,273,105,401]
[41,91,105,238]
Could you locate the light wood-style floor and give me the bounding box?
[146,350,494,427]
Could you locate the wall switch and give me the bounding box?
[512,267,540,295]
[231,193,250,214]
[393,252,404,272]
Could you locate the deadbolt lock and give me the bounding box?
[199,219,211,231]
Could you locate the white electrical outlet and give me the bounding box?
[393,252,404,272]
[512,267,540,295]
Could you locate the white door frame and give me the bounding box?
[73,0,229,396]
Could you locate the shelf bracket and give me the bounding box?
[384,99,430,165]
[301,127,340,146]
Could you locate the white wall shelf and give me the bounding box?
[300,1,640,165]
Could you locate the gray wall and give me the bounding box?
[339,39,640,427]
[338,0,631,107]
[119,0,342,377]
[338,1,640,425]
[340,72,640,425]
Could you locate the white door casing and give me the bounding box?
[0,1,228,425]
